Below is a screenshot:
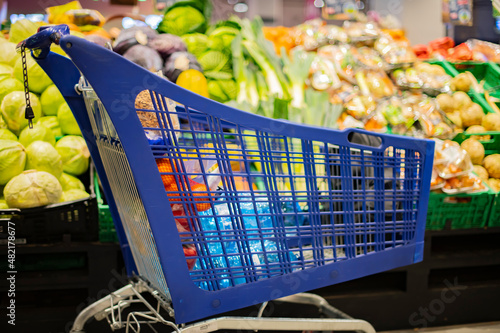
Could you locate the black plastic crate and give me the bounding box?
[0,195,99,244]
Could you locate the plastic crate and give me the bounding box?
[94,173,119,243]
[0,194,98,244]
[452,61,500,92]
[454,131,500,155]
[426,190,494,230]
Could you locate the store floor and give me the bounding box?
[380,321,500,333]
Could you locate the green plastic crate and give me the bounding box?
[94,173,119,243]
[452,61,500,92]
[426,190,495,230]
[454,131,500,155]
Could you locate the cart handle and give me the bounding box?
[16,24,70,59]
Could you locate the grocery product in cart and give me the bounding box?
[20,25,434,333]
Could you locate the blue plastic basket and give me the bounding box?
[26,26,434,325]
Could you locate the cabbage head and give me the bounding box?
[157,6,206,36]
[0,78,24,103]
[55,135,90,176]
[13,55,53,94]
[207,79,237,103]
[0,140,26,185]
[41,85,65,116]
[60,189,90,202]
[4,170,62,208]
[9,19,40,44]
[1,91,42,135]
[59,172,85,191]
[58,103,81,135]
[19,123,56,147]
[0,42,18,66]
[0,128,17,141]
[182,33,209,58]
[0,115,7,129]
[0,64,13,82]
[37,116,62,137]
[25,141,63,178]
[0,198,8,209]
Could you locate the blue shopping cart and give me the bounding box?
[20,25,434,333]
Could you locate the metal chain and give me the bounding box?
[20,44,34,129]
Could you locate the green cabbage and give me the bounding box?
[157,6,206,36]
[198,50,231,72]
[9,19,40,44]
[4,170,62,208]
[37,116,62,137]
[0,78,24,103]
[0,199,8,209]
[0,114,7,129]
[25,141,63,178]
[207,79,237,103]
[57,103,81,135]
[0,42,18,66]
[1,91,42,135]
[60,189,90,202]
[0,64,13,82]
[182,33,209,58]
[0,128,17,141]
[41,85,65,116]
[19,123,56,147]
[55,135,90,176]
[13,55,53,94]
[0,140,26,185]
[59,172,85,191]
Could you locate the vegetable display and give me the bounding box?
[0,19,92,209]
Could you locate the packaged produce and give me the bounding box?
[442,173,483,194]
[343,21,380,43]
[431,168,445,190]
[318,25,349,45]
[433,139,473,179]
[293,19,327,51]
[317,45,359,83]
[354,69,396,99]
[466,39,500,62]
[343,92,376,120]
[308,55,341,91]
[375,96,415,135]
[482,113,500,131]
[375,35,416,66]
[351,46,386,70]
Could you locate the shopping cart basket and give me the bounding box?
[20,25,434,333]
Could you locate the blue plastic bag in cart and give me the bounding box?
[192,194,299,290]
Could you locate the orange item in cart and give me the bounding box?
[156,158,211,212]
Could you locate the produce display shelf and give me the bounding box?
[425,190,495,230]
[489,193,500,227]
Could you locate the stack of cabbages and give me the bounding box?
[0,20,91,209]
